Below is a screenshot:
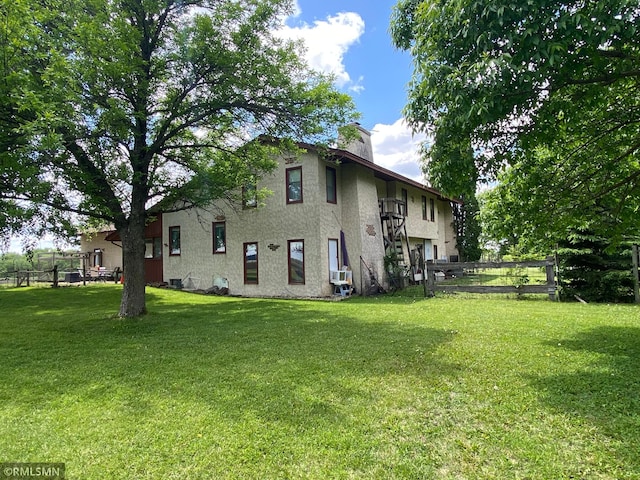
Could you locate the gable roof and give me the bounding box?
[297,141,460,203]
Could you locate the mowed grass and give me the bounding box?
[1,285,639,479]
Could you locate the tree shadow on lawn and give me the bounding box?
[1,289,462,434]
[0,284,122,313]
[531,326,640,473]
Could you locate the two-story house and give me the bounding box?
[80,124,459,296]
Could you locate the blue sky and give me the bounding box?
[279,0,429,182]
[287,0,413,126]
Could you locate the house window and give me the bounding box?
[434,244,439,261]
[421,196,427,220]
[326,166,337,203]
[145,238,162,258]
[242,182,257,209]
[401,188,408,216]
[213,222,226,254]
[286,166,303,204]
[288,239,305,285]
[244,242,258,284]
[92,249,102,267]
[430,198,435,222]
[169,226,181,255]
[145,240,153,258]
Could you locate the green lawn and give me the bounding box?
[1,285,639,479]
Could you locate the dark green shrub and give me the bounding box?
[558,231,635,303]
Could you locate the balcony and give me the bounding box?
[379,198,406,219]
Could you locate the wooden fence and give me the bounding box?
[11,266,121,288]
[14,266,61,287]
[425,257,557,300]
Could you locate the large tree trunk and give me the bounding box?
[118,217,147,317]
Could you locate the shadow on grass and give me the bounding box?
[532,326,640,472]
[0,286,461,432]
[0,284,123,316]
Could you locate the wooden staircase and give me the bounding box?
[379,198,413,287]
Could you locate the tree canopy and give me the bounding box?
[1,0,358,316]
[391,0,640,249]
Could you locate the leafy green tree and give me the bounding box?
[451,194,482,261]
[478,180,553,257]
[0,248,81,280]
[391,0,640,248]
[1,0,358,316]
[0,251,32,279]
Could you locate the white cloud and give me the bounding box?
[370,119,431,184]
[349,75,365,94]
[276,7,427,185]
[277,11,365,89]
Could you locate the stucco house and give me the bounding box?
[80,124,459,296]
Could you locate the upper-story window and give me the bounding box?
[421,196,427,220]
[326,166,337,204]
[430,198,435,222]
[242,181,257,209]
[286,166,303,204]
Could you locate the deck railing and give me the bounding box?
[379,198,406,217]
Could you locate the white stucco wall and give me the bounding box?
[339,164,386,293]
[160,148,457,297]
[162,151,355,297]
[79,232,123,271]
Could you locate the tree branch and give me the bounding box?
[59,129,124,220]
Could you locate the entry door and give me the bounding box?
[424,240,433,261]
[328,239,339,275]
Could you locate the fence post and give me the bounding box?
[633,244,639,304]
[416,244,428,298]
[421,259,428,298]
[546,256,556,301]
[426,261,435,297]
